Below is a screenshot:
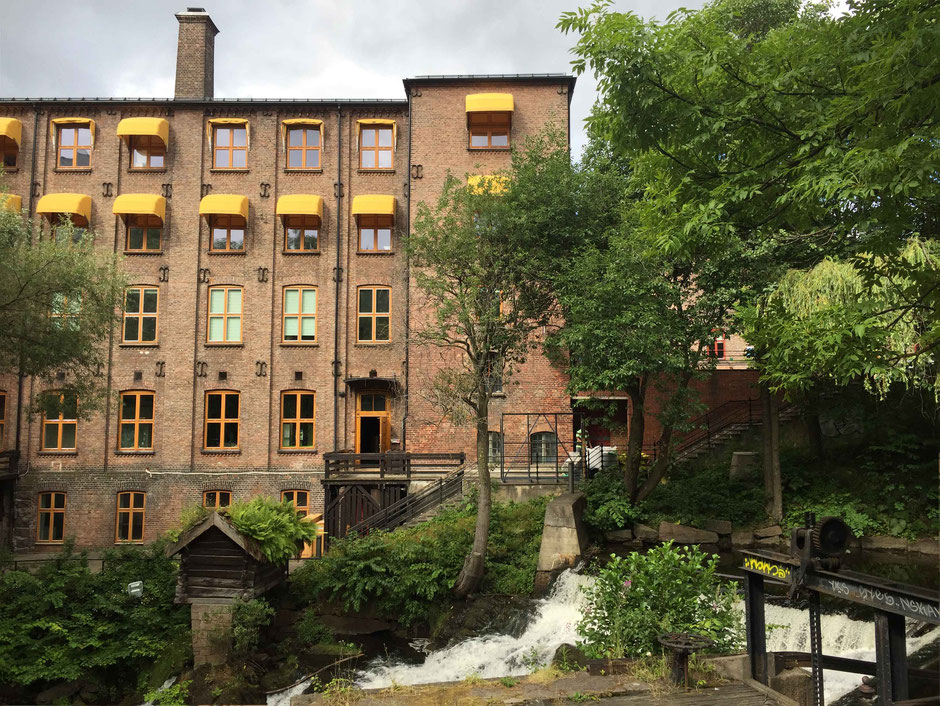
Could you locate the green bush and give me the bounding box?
[164,503,210,542]
[143,679,191,706]
[291,496,547,625]
[231,598,275,659]
[0,542,188,692]
[294,608,335,647]
[579,469,643,533]
[577,542,743,658]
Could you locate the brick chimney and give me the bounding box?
[174,7,219,100]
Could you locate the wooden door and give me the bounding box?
[355,391,391,454]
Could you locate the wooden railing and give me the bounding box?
[323,451,465,479]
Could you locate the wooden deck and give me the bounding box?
[601,681,792,704]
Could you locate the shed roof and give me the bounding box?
[165,511,267,563]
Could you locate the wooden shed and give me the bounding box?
[166,512,288,604]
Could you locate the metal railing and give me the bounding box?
[323,451,465,479]
[341,467,465,537]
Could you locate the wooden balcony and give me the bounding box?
[323,451,465,480]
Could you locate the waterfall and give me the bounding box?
[761,602,940,703]
[354,570,593,689]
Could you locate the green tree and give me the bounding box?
[0,201,125,421]
[408,172,555,597]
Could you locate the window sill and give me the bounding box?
[2,167,19,173]
[114,450,156,456]
[209,168,249,173]
[282,250,321,256]
[119,342,159,348]
[124,250,164,256]
[281,342,320,348]
[467,147,511,153]
[491,392,507,399]
[284,168,323,174]
[202,449,241,455]
[357,168,396,174]
[38,451,78,457]
[128,168,167,173]
[278,448,319,455]
[205,342,244,348]
[357,250,395,256]
[207,250,247,256]
[354,342,393,347]
[35,541,65,546]
[53,167,93,173]
[114,541,145,545]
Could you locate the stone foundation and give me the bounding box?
[190,601,234,666]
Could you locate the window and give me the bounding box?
[0,391,6,450]
[282,489,309,517]
[116,491,145,542]
[213,125,247,169]
[287,126,321,169]
[204,391,239,449]
[50,293,81,329]
[207,286,243,343]
[530,432,557,465]
[358,215,392,252]
[359,393,386,412]
[469,112,510,149]
[209,215,246,252]
[357,287,390,343]
[126,214,162,252]
[52,215,88,244]
[709,333,725,359]
[41,393,77,451]
[284,214,319,252]
[0,136,17,169]
[57,123,93,168]
[203,490,231,510]
[281,391,315,449]
[123,287,159,343]
[37,492,66,543]
[488,431,503,466]
[130,135,165,169]
[119,391,154,451]
[486,351,503,394]
[283,287,317,342]
[359,126,393,169]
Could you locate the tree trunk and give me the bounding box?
[636,425,672,502]
[804,393,824,460]
[624,377,646,501]
[760,382,783,522]
[454,402,491,598]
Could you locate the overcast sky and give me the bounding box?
[0,0,707,156]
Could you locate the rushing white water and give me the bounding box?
[760,602,940,703]
[354,569,593,689]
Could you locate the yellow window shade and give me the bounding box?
[36,193,92,221]
[199,194,249,221]
[465,93,514,113]
[275,194,324,220]
[351,195,396,218]
[280,118,324,146]
[116,117,169,147]
[0,118,23,146]
[112,194,167,222]
[50,118,96,148]
[206,118,249,148]
[0,194,22,212]
[467,175,509,194]
[355,119,396,151]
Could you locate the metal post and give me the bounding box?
[808,591,824,706]
[745,572,767,684]
[875,610,908,704]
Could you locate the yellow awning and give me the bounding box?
[0,118,22,146]
[36,193,92,221]
[351,195,396,218]
[0,194,22,212]
[199,194,249,221]
[206,118,249,147]
[467,175,509,194]
[355,119,396,151]
[116,117,169,147]
[275,194,324,220]
[281,118,324,146]
[465,93,514,113]
[50,118,96,148]
[112,194,166,222]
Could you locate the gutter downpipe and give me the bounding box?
[333,105,342,453]
[402,87,413,450]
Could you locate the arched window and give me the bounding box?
[530,432,557,465]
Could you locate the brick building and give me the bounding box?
[0,9,754,552]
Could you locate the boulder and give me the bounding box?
[770,668,813,706]
[860,536,908,552]
[605,529,634,543]
[552,643,590,670]
[910,538,939,556]
[754,524,783,539]
[704,519,733,535]
[731,530,754,547]
[36,681,82,705]
[658,522,719,545]
[756,536,782,547]
[633,523,659,542]
[318,614,394,635]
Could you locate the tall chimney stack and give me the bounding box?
[174,7,219,100]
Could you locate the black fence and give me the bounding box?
[323,451,465,479]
